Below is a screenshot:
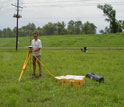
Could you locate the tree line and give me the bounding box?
[0,20,97,37]
[0,4,124,37]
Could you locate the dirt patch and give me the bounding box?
[27,98,51,103]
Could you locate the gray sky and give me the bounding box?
[0,0,124,32]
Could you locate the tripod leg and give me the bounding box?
[35,56,55,78]
[18,53,30,81]
[22,54,30,71]
[18,70,25,81]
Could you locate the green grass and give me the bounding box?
[0,48,124,107]
[0,33,124,47]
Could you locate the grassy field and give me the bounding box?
[0,48,124,107]
[0,33,124,47]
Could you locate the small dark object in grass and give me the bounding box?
[86,73,104,83]
[81,47,88,53]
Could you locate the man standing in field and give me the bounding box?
[31,33,42,77]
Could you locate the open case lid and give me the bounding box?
[28,46,33,48]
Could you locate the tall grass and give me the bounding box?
[0,33,124,47]
[0,48,124,106]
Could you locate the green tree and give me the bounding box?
[2,28,13,37]
[75,21,82,34]
[82,21,97,34]
[67,20,76,34]
[67,20,83,34]
[97,4,123,33]
[99,27,110,34]
[118,20,124,31]
[0,30,2,37]
[12,27,17,37]
[34,27,43,36]
[19,23,36,37]
[55,21,67,35]
[42,22,56,35]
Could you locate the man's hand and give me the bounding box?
[32,48,41,52]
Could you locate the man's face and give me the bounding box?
[34,34,38,40]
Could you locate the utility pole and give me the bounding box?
[16,0,19,51]
[12,0,22,51]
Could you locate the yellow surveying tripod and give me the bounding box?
[18,47,55,81]
[18,49,32,81]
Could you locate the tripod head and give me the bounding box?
[28,46,32,52]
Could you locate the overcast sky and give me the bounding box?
[0,0,124,32]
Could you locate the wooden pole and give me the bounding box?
[16,0,19,51]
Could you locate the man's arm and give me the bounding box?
[32,48,41,52]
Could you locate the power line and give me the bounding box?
[22,16,105,19]
[22,1,124,4]
[22,16,124,20]
[22,1,124,5]
[22,2,124,8]
[22,0,79,4]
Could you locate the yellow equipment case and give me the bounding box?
[55,75,86,88]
